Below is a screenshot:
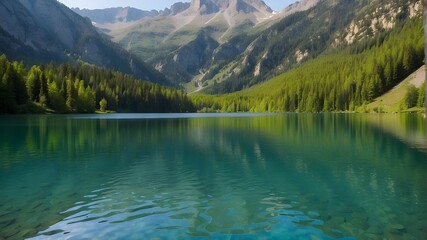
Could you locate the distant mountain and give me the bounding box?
[72,7,159,25]
[71,0,422,93]
[75,0,318,85]
[72,3,193,25]
[0,0,172,85]
[85,0,273,61]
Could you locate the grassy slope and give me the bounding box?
[366,66,425,113]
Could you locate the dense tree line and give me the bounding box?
[192,17,425,112]
[1,16,424,114]
[0,56,195,114]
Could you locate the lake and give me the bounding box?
[0,113,426,239]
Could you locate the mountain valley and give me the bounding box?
[0,0,425,114]
[73,0,424,97]
[1,2,427,240]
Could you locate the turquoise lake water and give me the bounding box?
[0,113,426,239]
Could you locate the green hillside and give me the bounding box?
[191,16,425,113]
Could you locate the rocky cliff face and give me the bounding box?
[332,0,422,47]
[0,0,172,85]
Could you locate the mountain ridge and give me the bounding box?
[72,7,159,25]
[77,0,276,61]
[72,2,193,25]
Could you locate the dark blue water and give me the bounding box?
[0,113,426,239]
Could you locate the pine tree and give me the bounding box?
[100,98,108,112]
[26,66,42,102]
[66,77,77,112]
[39,71,49,107]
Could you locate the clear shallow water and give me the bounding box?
[0,113,426,239]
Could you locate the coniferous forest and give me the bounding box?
[0,17,425,114]
[192,17,425,113]
[0,55,195,114]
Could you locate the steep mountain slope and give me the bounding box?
[0,0,171,85]
[191,13,424,112]
[202,0,422,94]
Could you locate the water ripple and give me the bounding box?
[2,114,426,240]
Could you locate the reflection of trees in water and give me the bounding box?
[1,114,426,184]
[365,114,427,152]
[0,114,426,239]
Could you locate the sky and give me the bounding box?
[56,0,297,12]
